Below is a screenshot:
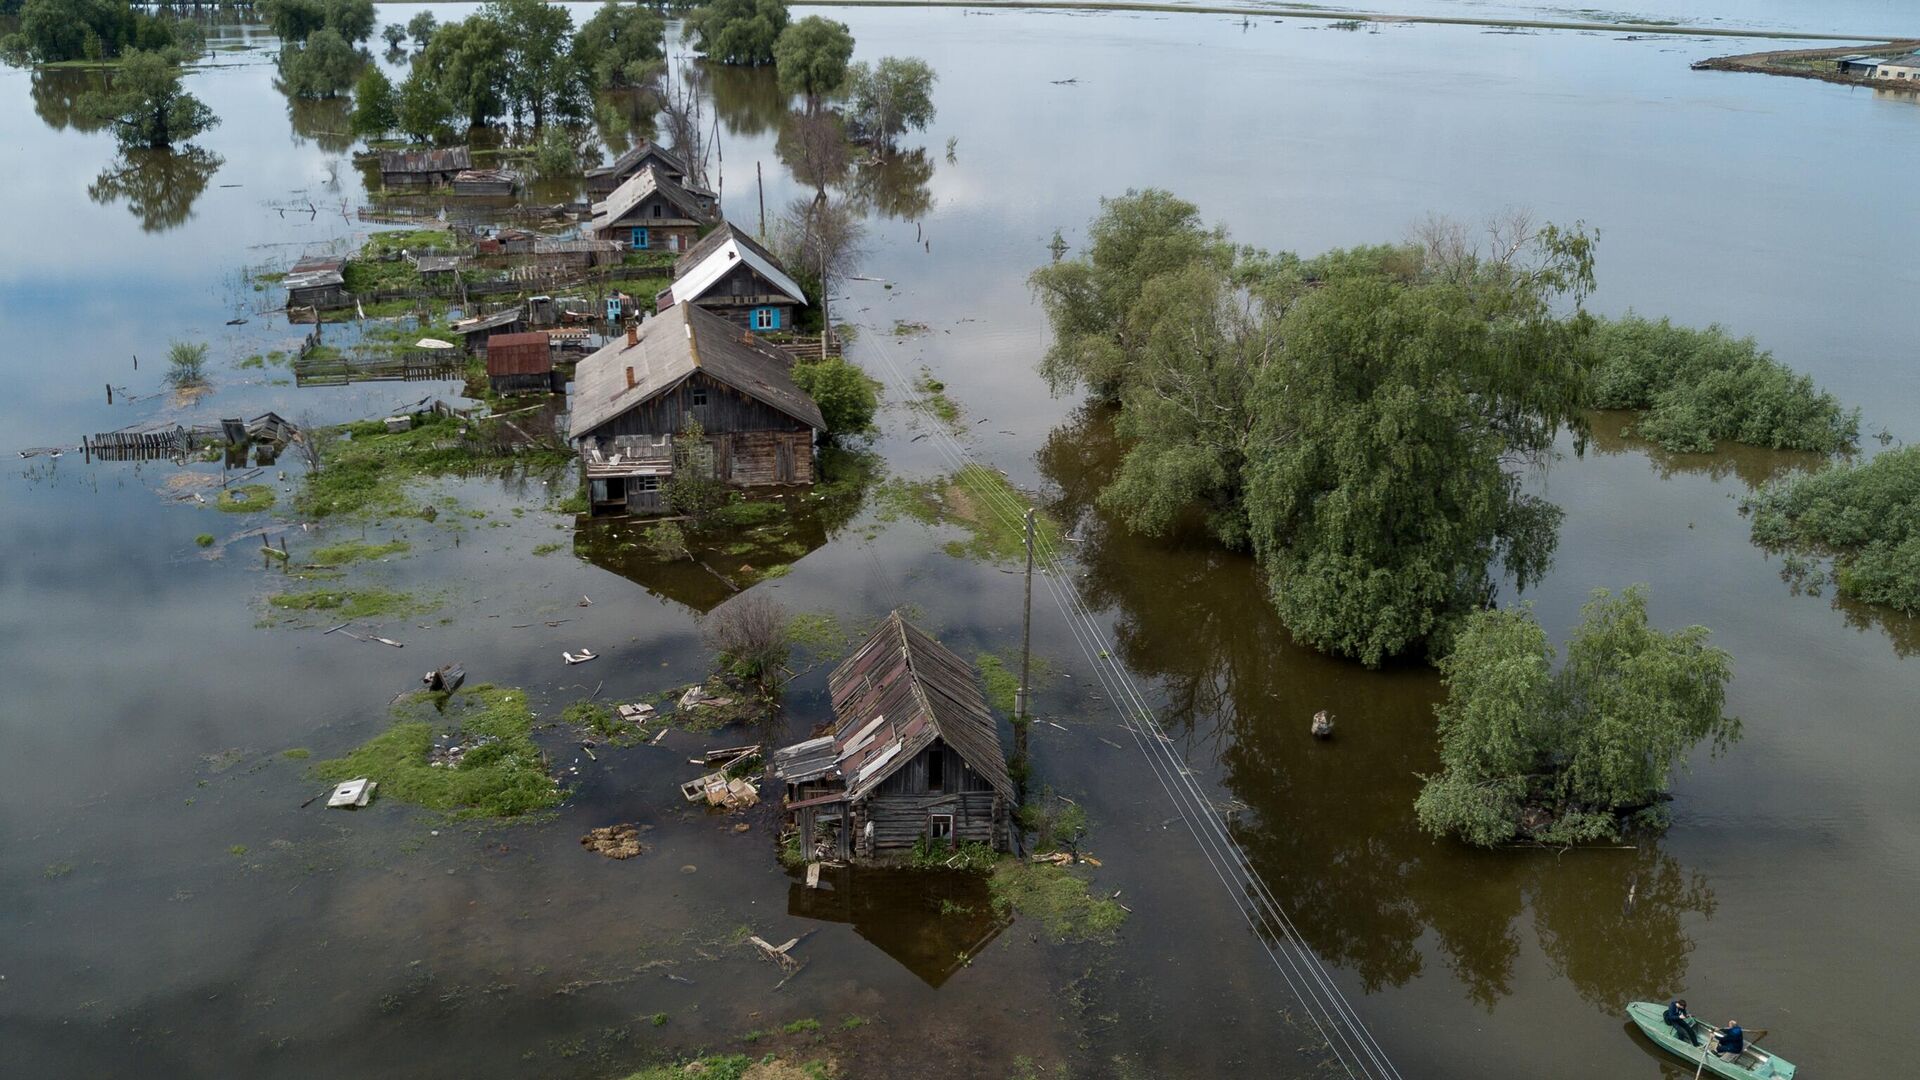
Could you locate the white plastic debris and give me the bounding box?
[326,778,377,809]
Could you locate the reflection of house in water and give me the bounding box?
[570,508,829,614]
[787,864,1009,988]
[773,612,1015,861]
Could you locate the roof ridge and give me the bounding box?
[894,610,942,741]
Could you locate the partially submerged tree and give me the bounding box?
[278,27,362,99]
[164,340,209,389]
[349,65,395,136]
[772,15,853,111]
[845,56,936,152]
[773,195,865,333]
[418,15,509,129]
[792,357,878,439]
[529,125,583,180]
[574,0,666,89]
[406,10,437,49]
[79,49,218,149]
[261,0,375,45]
[1415,587,1737,846]
[395,67,457,144]
[380,22,406,50]
[488,0,586,127]
[685,0,788,66]
[701,592,791,691]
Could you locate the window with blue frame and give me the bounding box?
[751,307,779,331]
[630,227,649,250]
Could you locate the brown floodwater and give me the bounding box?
[3,5,1918,1078]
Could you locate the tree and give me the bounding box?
[773,16,853,110]
[574,1,665,89]
[164,340,209,389]
[685,0,788,66]
[79,49,218,149]
[791,357,877,438]
[395,67,456,144]
[419,15,510,129]
[773,195,865,334]
[845,56,935,152]
[1415,587,1738,847]
[487,0,585,127]
[278,28,361,99]
[321,0,375,43]
[665,415,726,518]
[17,0,133,62]
[349,65,395,136]
[263,0,374,45]
[380,22,406,50]
[406,9,436,48]
[530,125,581,180]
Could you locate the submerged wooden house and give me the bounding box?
[654,223,808,332]
[284,256,347,311]
[584,140,707,199]
[378,146,472,189]
[589,165,718,255]
[567,301,823,515]
[773,613,1016,862]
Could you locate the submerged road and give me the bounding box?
[793,0,1907,43]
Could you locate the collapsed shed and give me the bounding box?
[773,612,1015,862]
[378,146,472,188]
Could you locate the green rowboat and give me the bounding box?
[1627,1002,1797,1079]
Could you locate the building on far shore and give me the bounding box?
[1874,53,1920,80]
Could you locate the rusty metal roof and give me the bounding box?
[485,332,552,377]
[773,612,1014,801]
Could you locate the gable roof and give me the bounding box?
[774,612,1014,802]
[568,301,825,439]
[377,146,471,174]
[585,141,689,183]
[591,165,714,233]
[662,223,807,308]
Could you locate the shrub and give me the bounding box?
[1745,446,1920,614]
[791,356,878,438]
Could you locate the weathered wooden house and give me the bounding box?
[589,165,718,255]
[378,147,472,189]
[530,238,627,270]
[451,305,527,351]
[284,256,347,311]
[584,141,705,199]
[654,223,808,332]
[567,301,823,515]
[772,612,1016,862]
[485,331,555,394]
[451,168,520,196]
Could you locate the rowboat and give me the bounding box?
[1626,1002,1797,1079]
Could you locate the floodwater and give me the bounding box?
[3,5,1918,1078]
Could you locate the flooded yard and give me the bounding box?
[2,3,1916,1078]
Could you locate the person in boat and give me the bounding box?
[1716,1020,1745,1060]
[1663,999,1699,1045]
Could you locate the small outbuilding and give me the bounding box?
[568,301,824,515]
[485,331,556,394]
[451,305,528,351]
[772,611,1016,862]
[1837,55,1887,76]
[451,168,521,196]
[531,238,628,270]
[285,256,347,311]
[590,165,719,255]
[654,222,808,332]
[378,146,472,189]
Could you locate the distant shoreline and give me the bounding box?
[1692,40,1920,87]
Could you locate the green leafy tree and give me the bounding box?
[685,0,788,66]
[773,16,853,110]
[845,56,936,152]
[263,0,373,45]
[1415,587,1738,846]
[17,0,133,62]
[529,125,581,180]
[380,22,406,50]
[278,28,361,98]
[487,0,585,127]
[1745,445,1920,614]
[792,357,878,438]
[79,48,218,148]
[321,0,375,43]
[349,65,396,135]
[406,10,437,48]
[574,1,665,89]
[419,15,510,128]
[395,66,456,143]
[665,414,726,518]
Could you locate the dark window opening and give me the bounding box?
[690,386,708,407]
[652,203,663,218]
[929,814,954,842]
[926,748,945,791]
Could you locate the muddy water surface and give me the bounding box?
[2,6,1917,1079]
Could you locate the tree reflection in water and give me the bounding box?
[701,61,788,138]
[32,68,113,134]
[89,148,224,233]
[284,93,355,155]
[844,146,934,222]
[1037,405,1715,1010]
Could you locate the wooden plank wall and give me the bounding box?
[853,792,1003,856]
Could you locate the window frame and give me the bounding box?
[929,813,955,843]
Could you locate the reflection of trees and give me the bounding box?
[843,146,934,221]
[32,68,113,133]
[285,92,355,154]
[1588,410,1821,489]
[89,147,223,233]
[591,86,661,164]
[1036,406,1716,1010]
[775,108,851,195]
[700,60,787,137]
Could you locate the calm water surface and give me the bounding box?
[2,6,1917,1078]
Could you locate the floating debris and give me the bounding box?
[563,648,598,665]
[325,778,377,809]
[580,824,644,860]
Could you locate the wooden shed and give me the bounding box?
[284,256,347,312]
[589,165,718,256]
[655,223,808,332]
[485,331,555,394]
[378,146,472,189]
[451,305,528,351]
[451,168,520,196]
[773,612,1016,862]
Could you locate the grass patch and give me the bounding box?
[912,368,962,429]
[217,484,277,513]
[788,612,856,659]
[618,1055,754,1080]
[301,411,572,519]
[988,860,1127,944]
[532,541,565,556]
[313,685,564,819]
[838,1015,870,1031]
[281,747,311,760]
[560,700,633,740]
[782,1017,822,1035]
[267,587,432,620]
[311,539,411,564]
[977,653,1021,716]
[195,533,216,547]
[1746,445,1920,613]
[878,466,1062,563]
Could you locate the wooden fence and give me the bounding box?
[294,350,466,387]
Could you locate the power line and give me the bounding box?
[850,322,1404,1080]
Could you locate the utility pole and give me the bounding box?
[1016,507,1035,725]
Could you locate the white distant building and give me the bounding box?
[1874,53,1920,80]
